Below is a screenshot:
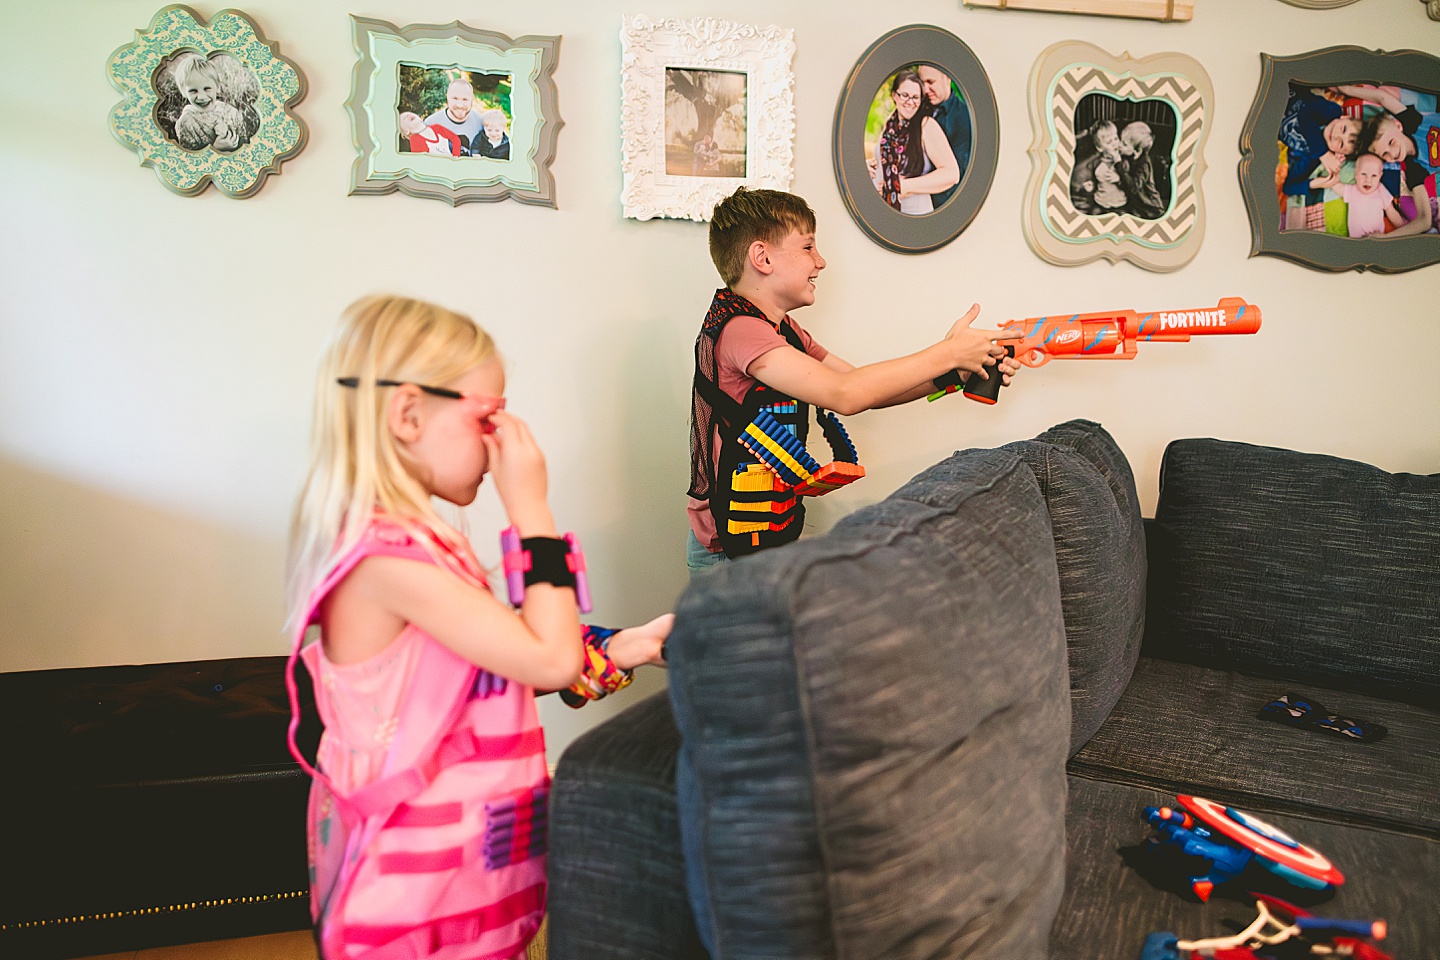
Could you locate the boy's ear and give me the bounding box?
[388,385,425,444]
[747,239,773,277]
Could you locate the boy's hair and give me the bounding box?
[174,55,221,90]
[286,295,496,626]
[1359,112,1400,156]
[1088,119,1118,142]
[708,187,817,287]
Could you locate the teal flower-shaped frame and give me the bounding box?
[107,5,307,198]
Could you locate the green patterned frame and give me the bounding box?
[1022,41,1213,272]
[107,5,307,198]
[346,17,563,208]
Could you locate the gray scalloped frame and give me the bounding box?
[346,17,562,208]
[1239,46,1440,274]
[832,25,999,255]
[107,5,307,198]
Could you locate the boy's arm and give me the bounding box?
[1386,182,1432,237]
[1335,84,1404,115]
[747,307,1016,416]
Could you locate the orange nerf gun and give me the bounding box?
[934,297,1262,405]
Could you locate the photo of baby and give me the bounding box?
[396,64,513,159]
[1277,80,1439,238]
[153,51,262,153]
[1067,93,1176,221]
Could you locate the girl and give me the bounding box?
[284,295,669,959]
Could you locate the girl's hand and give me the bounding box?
[480,410,552,533]
[605,613,673,670]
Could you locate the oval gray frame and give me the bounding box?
[1239,45,1440,274]
[832,25,998,254]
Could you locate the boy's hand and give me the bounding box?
[944,305,1022,380]
[481,410,553,533]
[606,613,673,670]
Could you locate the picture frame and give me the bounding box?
[962,0,1192,22]
[106,4,307,198]
[1021,41,1213,272]
[831,24,999,254]
[1275,1,1362,8]
[1238,46,1440,274]
[619,15,795,222]
[346,17,562,207]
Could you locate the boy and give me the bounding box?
[173,56,245,152]
[686,187,1018,572]
[1359,93,1439,237]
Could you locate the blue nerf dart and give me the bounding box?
[1137,932,1181,960]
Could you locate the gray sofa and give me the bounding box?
[548,420,1439,959]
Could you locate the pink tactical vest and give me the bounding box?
[285,518,548,960]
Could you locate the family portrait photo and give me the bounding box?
[664,68,748,179]
[153,51,262,153]
[863,63,973,216]
[1067,92,1176,221]
[396,64,513,159]
[1276,80,1439,239]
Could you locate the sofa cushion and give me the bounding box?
[1068,656,1440,839]
[1008,420,1147,756]
[1053,776,1440,960]
[549,692,707,960]
[1145,438,1440,706]
[668,448,1070,960]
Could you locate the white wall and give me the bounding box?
[2,0,1437,761]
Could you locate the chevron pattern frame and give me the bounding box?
[1022,42,1213,272]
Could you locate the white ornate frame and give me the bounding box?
[1022,41,1213,273]
[620,15,795,221]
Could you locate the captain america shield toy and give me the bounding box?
[1142,795,1343,901]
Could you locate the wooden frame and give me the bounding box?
[832,24,999,254]
[106,5,306,198]
[1239,46,1440,274]
[1021,41,1213,272]
[963,0,1192,22]
[346,17,562,207]
[619,15,795,222]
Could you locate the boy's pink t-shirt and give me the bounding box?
[688,314,828,552]
[1334,181,1396,237]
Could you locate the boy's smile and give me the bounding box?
[767,230,826,311]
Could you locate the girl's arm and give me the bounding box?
[747,305,1017,416]
[335,553,583,691]
[899,117,960,197]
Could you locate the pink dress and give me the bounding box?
[286,517,548,960]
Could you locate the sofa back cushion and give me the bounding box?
[1145,438,1440,705]
[668,449,1069,960]
[1008,420,1147,756]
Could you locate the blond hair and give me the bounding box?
[708,187,816,287]
[285,295,496,628]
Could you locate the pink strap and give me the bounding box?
[284,519,490,798]
[340,727,545,824]
[341,881,546,953]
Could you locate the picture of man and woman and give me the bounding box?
[396,65,513,159]
[1277,80,1439,238]
[1067,93,1175,221]
[153,51,262,153]
[864,64,973,216]
[664,68,748,179]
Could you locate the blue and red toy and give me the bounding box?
[1136,895,1389,960]
[1143,794,1344,902]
